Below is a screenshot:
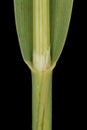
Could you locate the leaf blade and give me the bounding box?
[14,0,33,63]
[50,0,74,63]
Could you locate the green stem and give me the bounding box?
[32,71,52,130]
[32,0,52,130]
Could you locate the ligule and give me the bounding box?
[33,0,51,71]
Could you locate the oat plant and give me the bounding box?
[14,0,73,130]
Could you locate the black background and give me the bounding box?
[1,0,86,130]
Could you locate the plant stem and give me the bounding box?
[32,71,52,130]
[32,0,52,130]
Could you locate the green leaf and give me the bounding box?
[14,0,33,64]
[50,0,73,64]
[14,0,73,70]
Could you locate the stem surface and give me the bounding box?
[32,0,52,130]
[32,71,52,130]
